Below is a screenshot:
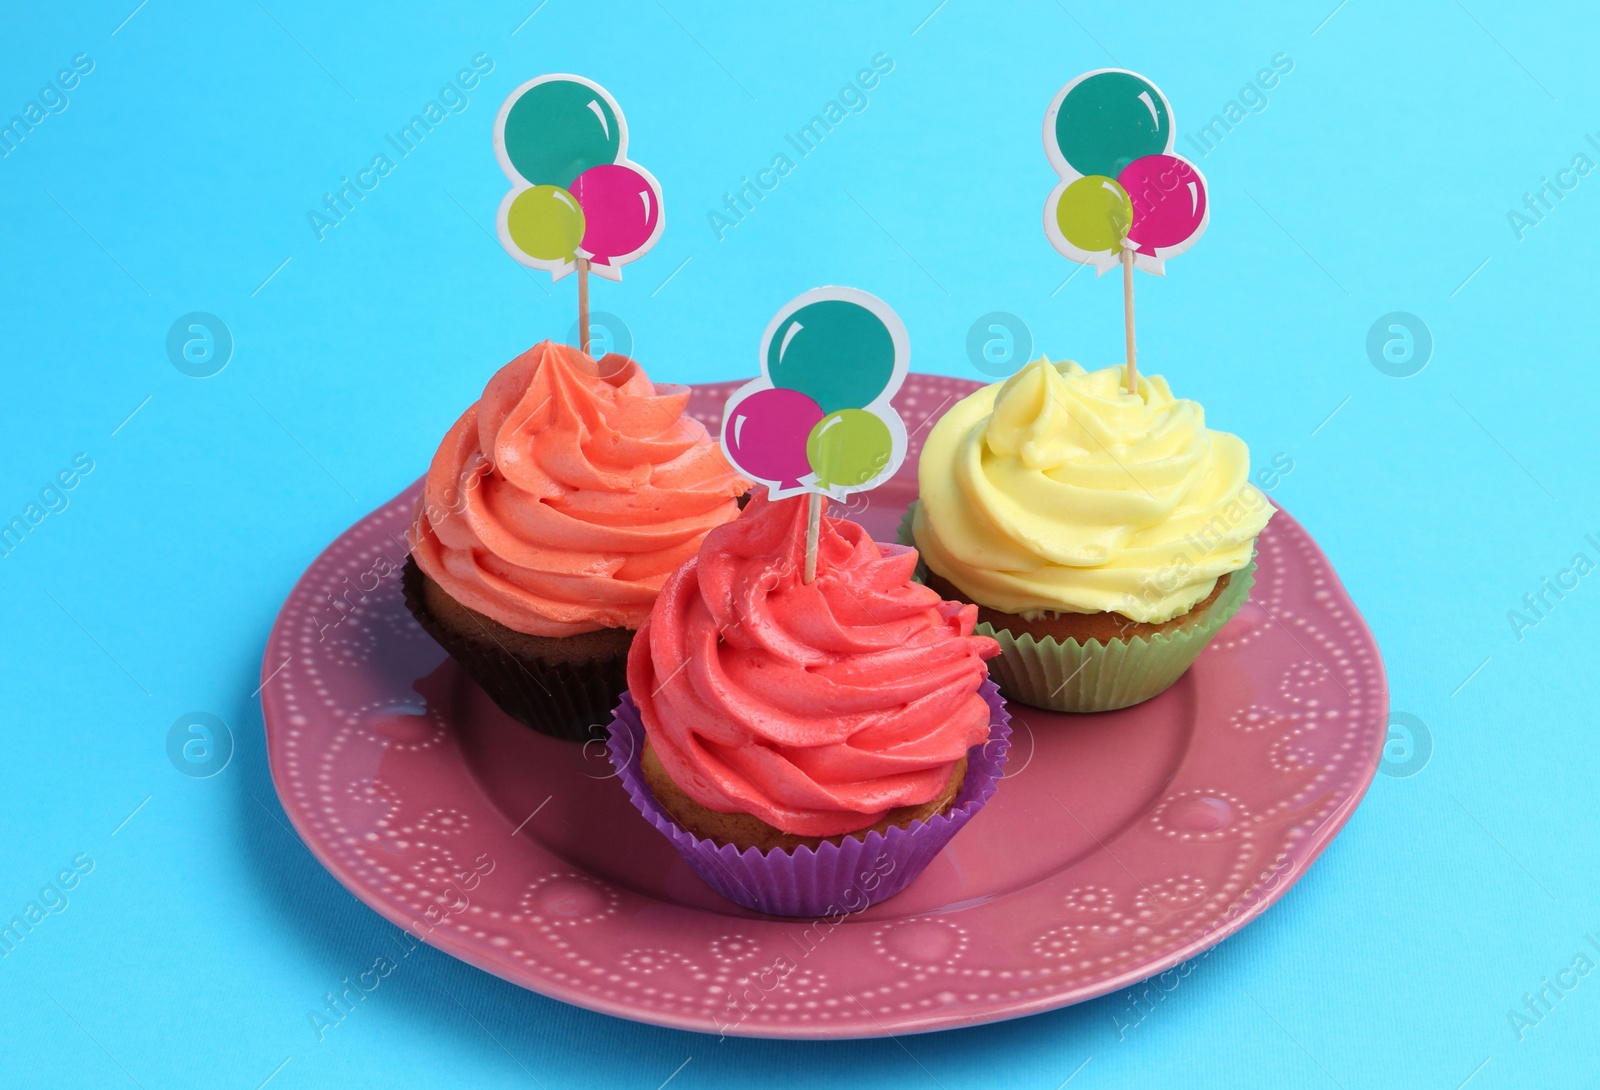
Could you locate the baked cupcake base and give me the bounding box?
[606,682,1011,917]
[401,555,630,742]
[922,569,1232,645]
[642,740,968,854]
[974,566,1253,713]
[899,502,1256,713]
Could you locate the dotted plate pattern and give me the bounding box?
[262,375,1389,1039]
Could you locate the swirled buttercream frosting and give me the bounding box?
[411,341,747,637]
[913,357,1271,624]
[627,493,999,838]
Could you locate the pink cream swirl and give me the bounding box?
[411,341,747,637]
[627,493,1001,838]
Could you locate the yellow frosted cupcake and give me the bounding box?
[907,357,1272,712]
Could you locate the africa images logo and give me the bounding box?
[1506,134,1600,242]
[307,54,496,241]
[0,53,94,159]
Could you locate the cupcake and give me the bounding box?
[908,357,1271,713]
[405,340,748,741]
[610,492,1009,916]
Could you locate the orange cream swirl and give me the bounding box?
[410,341,747,637]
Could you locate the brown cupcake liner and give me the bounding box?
[401,556,629,742]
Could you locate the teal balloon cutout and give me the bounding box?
[1053,71,1170,179]
[503,79,622,189]
[766,300,895,414]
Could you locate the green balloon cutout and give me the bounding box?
[1054,71,1170,179]
[768,300,895,414]
[1056,175,1133,252]
[503,80,621,189]
[507,185,586,261]
[807,410,893,489]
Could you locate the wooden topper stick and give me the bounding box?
[577,257,591,357]
[803,492,822,584]
[1121,247,1137,395]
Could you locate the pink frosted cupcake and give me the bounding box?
[609,493,1010,916]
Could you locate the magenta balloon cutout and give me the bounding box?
[722,388,825,491]
[570,163,662,268]
[1119,154,1207,255]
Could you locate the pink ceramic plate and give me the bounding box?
[262,374,1388,1039]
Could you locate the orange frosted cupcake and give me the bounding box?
[404,340,747,740]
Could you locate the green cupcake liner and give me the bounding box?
[897,501,1256,713]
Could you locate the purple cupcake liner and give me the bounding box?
[606,681,1011,918]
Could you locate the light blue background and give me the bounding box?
[3,0,1597,1086]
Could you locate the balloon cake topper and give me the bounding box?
[720,287,910,583]
[494,75,665,283]
[1044,68,1208,276]
[1043,69,1208,394]
[721,287,909,505]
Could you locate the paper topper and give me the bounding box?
[1043,69,1209,275]
[493,75,665,282]
[720,288,910,502]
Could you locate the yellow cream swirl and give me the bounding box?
[913,358,1272,624]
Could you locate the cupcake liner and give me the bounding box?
[981,563,1254,712]
[895,501,920,555]
[402,557,628,742]
[897,502,1256,713]
[606,682,1011,917]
